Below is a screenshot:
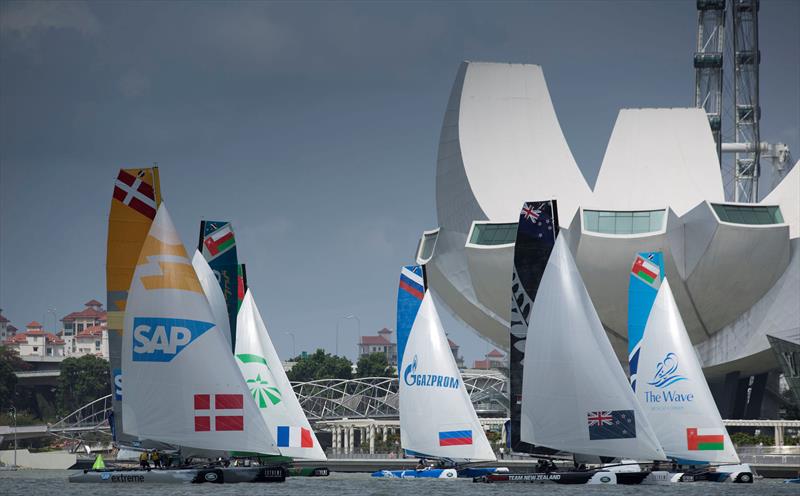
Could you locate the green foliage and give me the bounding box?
[356,352,393,378]
[730,431,775,446]
[287,349,352,382]
[0,346,29,410]
[56,355,110,414]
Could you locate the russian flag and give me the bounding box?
[277,426,313,448]
[399,266,424,300]
[439,430,473,446]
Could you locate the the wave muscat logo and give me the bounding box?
[644,352,693,404]
[403,355,460,389]
[132,317,214,362]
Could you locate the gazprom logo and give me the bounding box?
[132,317,214,362]
[403,355,460,389]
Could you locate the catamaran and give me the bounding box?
[373,266,499,479]
[629,253,753,483]
[195,220,328,475]
[481,235,668,485]
[70,205,284,483]
[234,289,329,469]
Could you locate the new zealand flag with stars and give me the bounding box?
[587,410,637,440]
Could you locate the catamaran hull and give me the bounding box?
[457,467,509,478]
[286,467,330,477]
[675,471,754,483]
[68,467,286,484]
[474,471,617,484]
[371,468,458,479]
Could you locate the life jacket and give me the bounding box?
[139,452,148,462]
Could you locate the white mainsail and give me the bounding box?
[399,291,496,462]
[635,278,739,463]
[192,250,232,349]
[235,290,327,461]
[121,204,278,454]
[520,236,666,461]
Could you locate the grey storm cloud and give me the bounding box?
[1,0,798,364]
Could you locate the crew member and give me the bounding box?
[151,450,161,469]
[139,450,150,470]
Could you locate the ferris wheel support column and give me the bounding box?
[694,0,726,163]
[733,0,761,202]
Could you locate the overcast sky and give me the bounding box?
[1,0,798,364]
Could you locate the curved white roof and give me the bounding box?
[590,108,724,216]
[436,61,591,234]
[762,161,799,239]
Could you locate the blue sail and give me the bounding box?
[396,265,426,371]
[627,252,664,391]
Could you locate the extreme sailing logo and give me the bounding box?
[403,355,460,389]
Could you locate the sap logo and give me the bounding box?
[647,352,687,389]
[132,317,214,362]
[113,368,122,400]
[403,355,460,389]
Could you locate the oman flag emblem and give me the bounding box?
[194,393,244,431]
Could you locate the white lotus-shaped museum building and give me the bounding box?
[416,61,799,417]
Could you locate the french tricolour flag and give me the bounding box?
[438,430,473,446]
[277,426,314,448]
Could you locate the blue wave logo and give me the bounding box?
[403,355,459,389]
[647,352,687,389]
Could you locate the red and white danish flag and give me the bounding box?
[194,393,244,432]
[113,169,157,219]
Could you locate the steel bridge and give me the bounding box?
[5,372,508,443]
[295,372,509,421]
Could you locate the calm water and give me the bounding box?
[0,470,797,496]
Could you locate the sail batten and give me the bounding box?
[520,237,666,461]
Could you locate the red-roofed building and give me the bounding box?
[358,328,397,365]
[60,299,108,357]
[73,324,109,358]
[3,321,65,359]
[61,299,106,336]
[472,349,507,370]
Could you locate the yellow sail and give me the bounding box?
[106,167,162,442]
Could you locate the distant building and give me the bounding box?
[61,299,106,336]
[60,299,108,358]
[448,337,465,369]
[3,321,65,359]
[473,349,508,370]
[73,325,109,359]
[358,327,465,369]
[0,309,16,342]
[358,328,397,365]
